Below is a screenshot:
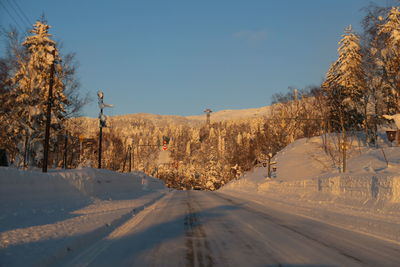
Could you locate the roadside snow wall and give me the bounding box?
[0,168,86,203]
[259,175,400,203]
[57,168,165,200]
[0,167,166,231]
[0,167,165,203]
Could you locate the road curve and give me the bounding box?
[62,190,400,267]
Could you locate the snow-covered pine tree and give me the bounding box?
[337,25,366,104]
[0,29,30,163]
[322,25,366,172]
[323,25,365,132]
[11,20,68,167]
[378,7,400,114]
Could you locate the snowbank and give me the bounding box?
[222,136,400,243]
[226,136,400,204]
[256,174,400,203]
[0,167,167,266]
[0,167,165,201]
[54,168,165,200]
[0,167,166,231]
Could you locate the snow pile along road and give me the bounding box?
[0,167,167,267]
[222,136,400,244]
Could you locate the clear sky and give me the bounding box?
[0,0,396,117]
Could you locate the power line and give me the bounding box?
[0,0,26,34]
[10,0,31,26]
[6,0,30,29]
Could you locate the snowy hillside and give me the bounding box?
[227,134,400,182]
[70,105,271,136]
[222,135,400,244]
[186,105,271,122]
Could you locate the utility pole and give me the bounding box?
[267,153,272,178]
[63,130,68,169]
[97,91,113,169]
[79,135,83,165]
[98,91,104,169]
[128,145,132,172]
[98,124,103,169]
[204,108,212,126]
[42,48,56,173]
[122,145,132,172]
[132,147,135,169]
[122,148,128,172]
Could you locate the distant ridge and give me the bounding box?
[186,105,271,122]
[71,105,271,135]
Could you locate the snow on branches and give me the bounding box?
[6,20,68,167]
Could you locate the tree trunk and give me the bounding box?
[339,106,347,173]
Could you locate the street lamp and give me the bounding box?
[97,91,113,169]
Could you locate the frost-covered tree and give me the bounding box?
[0,29,29,161]
[0,21,87,167]
[323,26,365,132]
[322,26,368,172]
[360,5,389,144]
[378,7,400,114]
[337,25,366,103]
[9,20,68,166]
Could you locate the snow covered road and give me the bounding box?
[61,190,400,267]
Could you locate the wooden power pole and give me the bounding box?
[63,131,68,169]
[128,145,132,173]
[42,48,56,173]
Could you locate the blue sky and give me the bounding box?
[0,0,396,117]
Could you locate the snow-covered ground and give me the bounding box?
[59,190,400,266]
[222,135,400,244]
[0,167,167,266]
[2,134,400,266]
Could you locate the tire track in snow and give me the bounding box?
[214,193,378,266]
[184,192,214,267]
[62,192,171,267]
[193,191,282,266]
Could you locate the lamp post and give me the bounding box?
[97,91,113,169]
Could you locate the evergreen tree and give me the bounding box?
[322,25,367,172]
[323,25,365,132]
[10,20,68,166]
[378,7,400,114]
[337,25,366,101]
